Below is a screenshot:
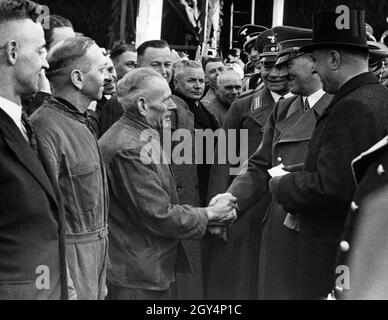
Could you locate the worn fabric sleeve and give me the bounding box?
[108,148,208,240]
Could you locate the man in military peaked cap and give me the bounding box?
[205,26,316,300]
[237,24,268,90]
[238,24,268,67]
[268,9,388,299]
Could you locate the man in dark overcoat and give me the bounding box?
[204,27,293,300]
[332,135,388,300]
[256,30,333,300]
[268,10,388,299]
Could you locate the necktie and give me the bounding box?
[21,111,38,151]
[303,98,310,112]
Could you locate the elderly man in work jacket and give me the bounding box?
[205,27,293,300]
[267,10,388,299]
[99,68,237,300]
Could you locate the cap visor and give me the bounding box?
[275,55,290,66]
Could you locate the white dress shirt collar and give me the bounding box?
[303,89,325,108]
[270,91,294,103]
[0,96,23,131]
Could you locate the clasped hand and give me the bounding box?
[206,193,238,225]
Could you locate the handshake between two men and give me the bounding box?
[205,193,239,241]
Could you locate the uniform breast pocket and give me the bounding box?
[61,163,103,233]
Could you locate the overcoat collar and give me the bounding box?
[276,93,332,143]
[320,72,379,121]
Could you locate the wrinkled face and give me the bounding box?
[284,54,316,96]
[138,47,173,83]
[381,58,388,87]
[81,44,109,101]
[260,56,289,95]
[13,20,49,96]
[174,67,205,100]
[216,76,242,106]
[115,51,137,80]
[311,49,335,93]
[205,61,224,89]
[103,58,117,95]
[49,27,75,51]
[145,78,177,129]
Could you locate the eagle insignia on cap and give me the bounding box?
[268,35,276,43]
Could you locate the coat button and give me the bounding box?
[277,156,282,163]
[335,285,344,293]
[350,201,359,212]
[377,164,385,176]
[340,241,350,253]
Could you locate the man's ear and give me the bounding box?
[6,41,19,65]
[328,50,341,70]
[173,78,179,91]
[137,97,148,116]
[70,69,84,90]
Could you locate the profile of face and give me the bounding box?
[141,77,177,129]
[311,49,335,93]
[138,47,173,83]
[80,44,110,101]
[13,20,49,96]
[114,51,137,80]
[174,67,205,101]
[284,54,317,96]
[248,46,261,70]
[381,58,388,87]
[260,56,289,95]
[49,27,76,51]
[205,61,225,90]
[216,74,243,106]
[103,58,117,95]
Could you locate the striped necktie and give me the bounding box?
[21,111,38,151]
[303,98,310,112]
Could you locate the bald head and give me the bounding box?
[216,70,243,106]
[0,19,48,98]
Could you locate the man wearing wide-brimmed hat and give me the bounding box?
[268,9,388,299]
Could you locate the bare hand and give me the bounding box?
[206,193,238,225]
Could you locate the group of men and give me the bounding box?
[1,0,388,300]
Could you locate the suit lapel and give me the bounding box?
[276,93,332,144]
[0,109,57,205]
[313,93,333,118]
